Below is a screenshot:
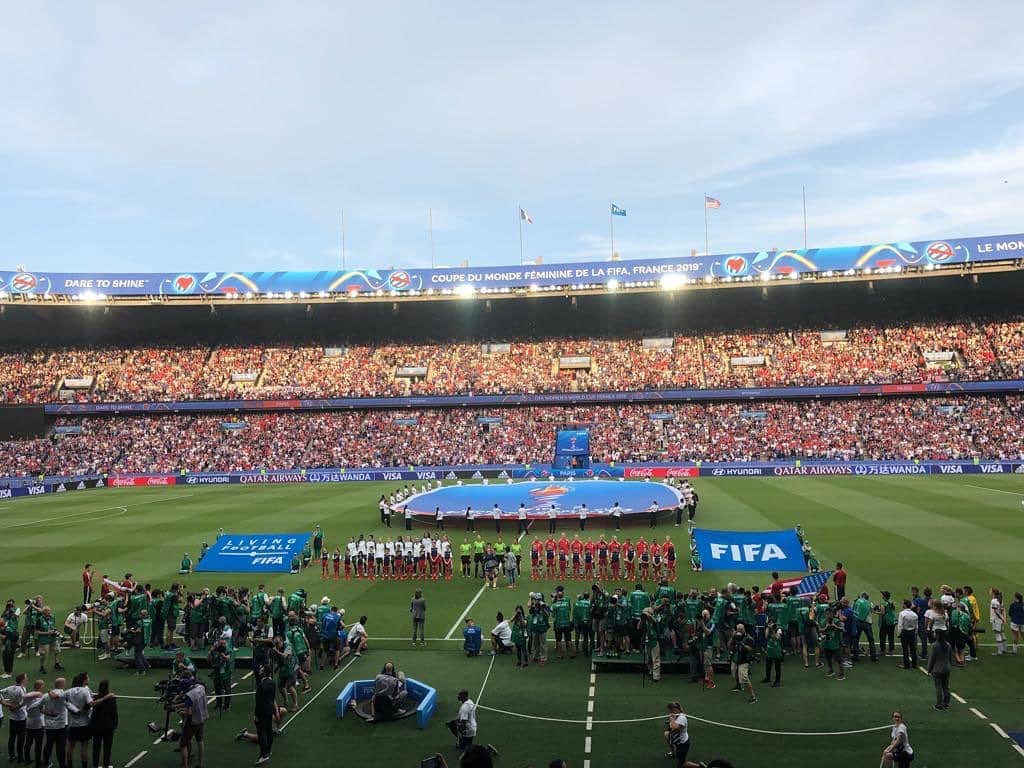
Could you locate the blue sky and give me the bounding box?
[2,3,1024,273]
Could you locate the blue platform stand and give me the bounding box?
[336,678,437,730]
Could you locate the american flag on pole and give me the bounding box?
[704,196,722,209]
[520,208,533,224]
[774,570,832,599]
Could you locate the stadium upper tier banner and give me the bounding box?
[194,532,312,573]
[3,232,1023,297]
[692,528,805,571]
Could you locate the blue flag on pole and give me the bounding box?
[691,528,805,571]
[610,204,627,217]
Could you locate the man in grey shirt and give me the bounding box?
[410,590,427,646]
[42,677,75,768]
[1,673,29,762]
[927,629,953,710]
[180,679,209,768]
[66,672,95,767]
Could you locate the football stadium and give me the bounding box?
[3,7,1024,768]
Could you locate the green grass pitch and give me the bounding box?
[3,476,1023,768]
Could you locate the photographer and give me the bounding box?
[237,665,279,765]
[727,624,756,703]
[178,678,209,768]
[208,637,234,711]
[62,606,88,649]
[17,597,41,661]
[640,607,662,682]
[35,607,63,675]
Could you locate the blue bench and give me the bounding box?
[336,677,437,730]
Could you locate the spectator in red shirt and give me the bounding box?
[833,563,847,601]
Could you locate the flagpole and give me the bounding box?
[802,185,808,250]
[609,203,615,259]
[340,209,347,270]
[518,205,524,265]
[429,208,435,268]
[703,193,709,257]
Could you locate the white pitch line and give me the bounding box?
[588,686,595,698]
[125,751,148,767]
[587,700,594,713]
[969,707,987,720]
[584,736,592,753]
[445,583,488,639]
[950,692,966,704]
[6,493,194,529]
[917,666,929,675]
[242,670,254,680]
[991,723,1009,739]
[446,529,527,639]
[964,483,1023,497]
[477,654,497,706]
[280,655,358,732]
[1012,742,1024,758]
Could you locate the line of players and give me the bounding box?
[305,531,679,582]
[313,534,457,581]
[529,534,678,582]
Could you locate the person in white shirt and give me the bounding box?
[578,504,588,531]
[446,689,482,752]
[663,701,700,767]
[990,588,1007,655]
[63,608,89,649]
[66,672,95,766]
[465,506,475,533]
[612,502,623,531]
[490,613,513,655]
[348,616,369,656]
[925,601,947,636]
[547,504,558,535]
[492,505,502,535]
[517,504,529,535]
[1,673,29,761]
[41,678,75,768]
[897,600,920,669]
[881,710,913,768]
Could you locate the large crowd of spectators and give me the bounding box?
[3,318,1024,405]
[2,396,1022,477]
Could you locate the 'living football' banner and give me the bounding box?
[692,528,805,571]
[194,533,312,573]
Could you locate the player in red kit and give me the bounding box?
[332,547,341,580]
[624,539,636,580]
[664,536,677,581]
[530,538,543,579]
[609,537,622,579]
[650,541,663,580]
[570,536,584,579]
[583,537,596,580]
[545,537,557,578]
[321,551,330,579]
[557,535,571,579]
[636,537,650,581]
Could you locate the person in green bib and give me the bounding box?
[784,589,806,653]
[655,579,677,605]
[821,608,845,679]
[473,536,486,578]
[269,589,286,637]
[149,590,165,650]
[551,589,573,660]
[163,585,182,649]
[179,553,192,575]
[287,589,306,616]
[527,601,549,663]
[109,594,126,655]
[510,540,523,575]
[127,585,149,627]
[813,598,830,668]
[573,593,592,656]
[762,619,783,686]
[640,607,663,682]
[286,615,312,692]
[612,595,631,657]
[273,636,299,710]
[628,584,652,652]
[209,636,235,710]
[459,540,473,578]
[879,591,897,657]
[35,606,62,674]
[851,592,879,662]
[511,607,528,668]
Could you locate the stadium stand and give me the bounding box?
[2,317,1024,404]
[2,396,1021,477]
